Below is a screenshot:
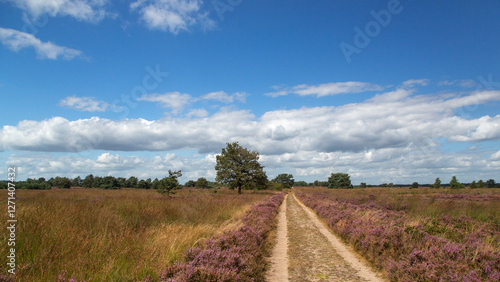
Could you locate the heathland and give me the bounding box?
[296,187,500,281]
[0,188,276,281]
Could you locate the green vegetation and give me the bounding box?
[215,142,268,194]
[157,170,182,196]
[272,173,294,189]
[327,172,353,189]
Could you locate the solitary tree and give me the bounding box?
[215,142,267,194]
[432,178,441,189]
[158,170,182,196]
[411,182,419,189]
[450,176,465,189]
[273,173,294,189]
[328,173,353,189]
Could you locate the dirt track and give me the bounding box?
[266,192,384,281]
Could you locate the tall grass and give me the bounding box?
[0,188,270,281]
[296,187,500,281]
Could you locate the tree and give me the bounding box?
[294,181,308,187]
[71,176,82,187]
[215,142,267,194]
[478,180,485,188]
[411,182,419,189]
[486,179,496,188]
[100,176,120,189]
[450,176,465,189]
[82,174,94,188]
[328,173,353,189]
[137,179,150,189]
[151,178,160,190]
[359,182,367,188]
[273,173,294,189]
[195,177,209,189]
[470,180,478,189]
[92,176,102,188]
[126,176,138,188]
[432,178,441,189]
[158,170,182,196]
[55,177,72,189]
[184,180,196,188]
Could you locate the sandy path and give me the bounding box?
[293,194,383,281]
[266,192,384,281]
[266,194,289,281]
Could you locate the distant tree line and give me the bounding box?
[1,143,498,192]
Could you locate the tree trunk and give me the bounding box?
[237,186,242,194]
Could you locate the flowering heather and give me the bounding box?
[158,192,285,281]
[295,188,500,281]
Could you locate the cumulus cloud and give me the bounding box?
[10,0,110,22]
[130,0,215,34]
[2,90,500,155]
[5,152,218,181]
[0,28,82,60]
[138,92,192,114]
[266,81,384,97]
[59,96,121,112]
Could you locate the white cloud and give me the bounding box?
[59,96,120,112]
[186,108,209,118]
[266,81,384,97]
[200,91,248,103]
[10,0,110,22]
[0,28,82,60]
[491,151,500,161]
[401,79,429,88]
[138,92,192,114]
[2,87,500,184]
[130,0,215,34]
[5,151,218,181]
[2,90,500,154]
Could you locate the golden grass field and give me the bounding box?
[0,188,273,281]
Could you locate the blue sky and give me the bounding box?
[1,0,500,184]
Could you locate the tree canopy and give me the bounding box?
[327,173,353,189]
[215,142,268,194]
[273,173,295,189]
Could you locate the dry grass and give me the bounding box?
[0,188,270,281]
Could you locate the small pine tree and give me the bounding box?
[470,180,478,189]
[158,170,182,196]
[432,178,441,189]
[450,176,465,189]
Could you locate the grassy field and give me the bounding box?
[0,188,273,281]
[296,187,500,281]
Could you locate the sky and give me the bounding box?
[1,0,500,185]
